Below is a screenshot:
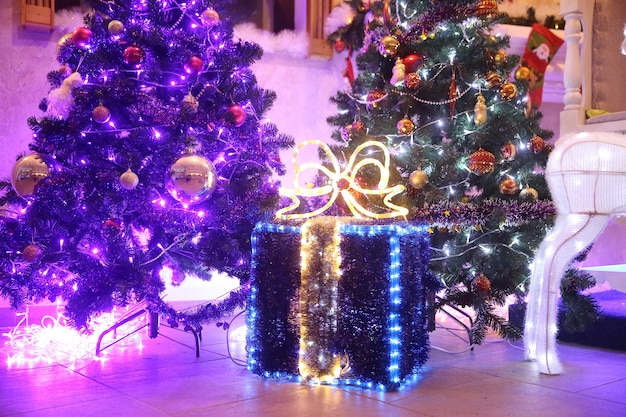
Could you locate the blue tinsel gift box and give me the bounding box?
[246,217,432,390]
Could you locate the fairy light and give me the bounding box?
[298,218,342,383]
[249,221,428,389]
[3,303,145,369]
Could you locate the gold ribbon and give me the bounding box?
[276,140,408,220]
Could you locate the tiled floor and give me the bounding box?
[1,314,626,417]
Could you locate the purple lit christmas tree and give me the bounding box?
[0,0,293,330]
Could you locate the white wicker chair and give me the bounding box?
[524,0,626,375]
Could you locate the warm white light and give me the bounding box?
[276,140,408,220]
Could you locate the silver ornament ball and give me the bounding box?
[165,154,217,204]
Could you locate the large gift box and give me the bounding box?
[246,217,431,390]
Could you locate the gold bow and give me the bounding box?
[276,140,408,220]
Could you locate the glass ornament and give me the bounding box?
[11,154,50,197]
[119,168,139,190]
[200,8,220,26]
[71,27,92,49]
[92,105,111,124]
[22,244,42,262]
[165,154,217,204]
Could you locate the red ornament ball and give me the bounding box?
[530,135,545,153]
[23,244,42,262]
[474,273,491,293]
[402,53,424,73]
[468,148,496,176]
[499,177,519,195]
[367,89,386,109]
[336,178,351,190]
[500,141,518,161]
[92,105,111,124]
[351,121,366,136]
[101,218,123,240]
[123,46,144,65]
[227,104,246,127]
[341,121,366,141]
[475,0,499,18]
[71,27,92,49]
[334,40,346,52]
[185,56,204,74]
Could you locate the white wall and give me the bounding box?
[0,1,61,178]
[0,3,345,187]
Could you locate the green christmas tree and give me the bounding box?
[325,0,562,343]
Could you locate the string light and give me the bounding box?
[248,220,429,390]
[276,140,408,220]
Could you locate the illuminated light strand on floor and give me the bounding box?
[2,302,147,370]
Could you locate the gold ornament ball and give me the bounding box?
[108,20,124,36]
[530,135,545,153]
[120,168,139,190]
[56,33,72,57]
[515,66,532,82]
[468,148,496,176]
[500,82,518,100]
[92,105,111,124]
[499,177,519,195]
[409,170,429,189]
[397,118,415,135]
[404,72,421,89]
[379,36,400,57]
[23,244,42,263]
[494,49,507,64]
[11,154,50,197]
[519,187,539,202]
[165,154,217,205]
[201,8,220,26]
[485,72,502,88]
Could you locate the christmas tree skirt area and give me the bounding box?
[510,290,626,351]
[247,218,432,391]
